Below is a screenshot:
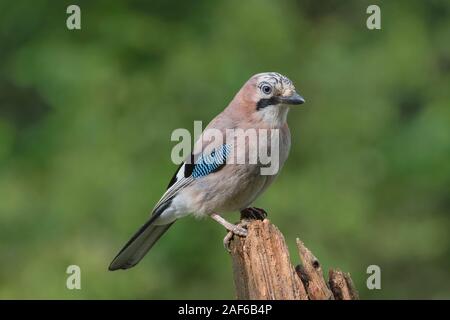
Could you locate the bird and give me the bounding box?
[109,72,305,271]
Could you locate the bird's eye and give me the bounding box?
[261,84,272,95]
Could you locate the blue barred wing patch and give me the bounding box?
[192,144,231,178]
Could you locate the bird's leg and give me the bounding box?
[210,213,248,252]
[210,213,248,236]
[240,207,268,221]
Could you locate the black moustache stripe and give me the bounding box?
[256,96,280,110]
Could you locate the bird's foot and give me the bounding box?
[222,207,268,251]
[210,213,249,252]
[240,207,268,221]
[223,221,248,252]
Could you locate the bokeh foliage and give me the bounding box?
[0,0,449,299]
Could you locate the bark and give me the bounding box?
[328,269,360,300]
[229,217,359,300]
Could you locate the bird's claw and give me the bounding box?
[223,222,248,252]
[223,208,268,252]
[240,207,268,221]
[223,232,234,252]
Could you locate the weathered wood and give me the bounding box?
[329,269,359,300]
[295,238,334,300]
[229,217,358,300]
[230,219,308,299]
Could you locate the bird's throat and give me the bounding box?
[258,105,289,128]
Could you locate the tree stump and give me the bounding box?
[229,217,359,300]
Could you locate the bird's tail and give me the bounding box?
[109,217,175,271]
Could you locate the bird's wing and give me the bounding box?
[151,164,194,214]
[109,144,232,270]
[152,143,232,215]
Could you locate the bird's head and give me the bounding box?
[233,72,305,127]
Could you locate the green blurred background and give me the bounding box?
[0,0,449,299]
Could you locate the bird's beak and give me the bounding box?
[279,92,305,105]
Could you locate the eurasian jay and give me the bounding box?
[109,72,305,270]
